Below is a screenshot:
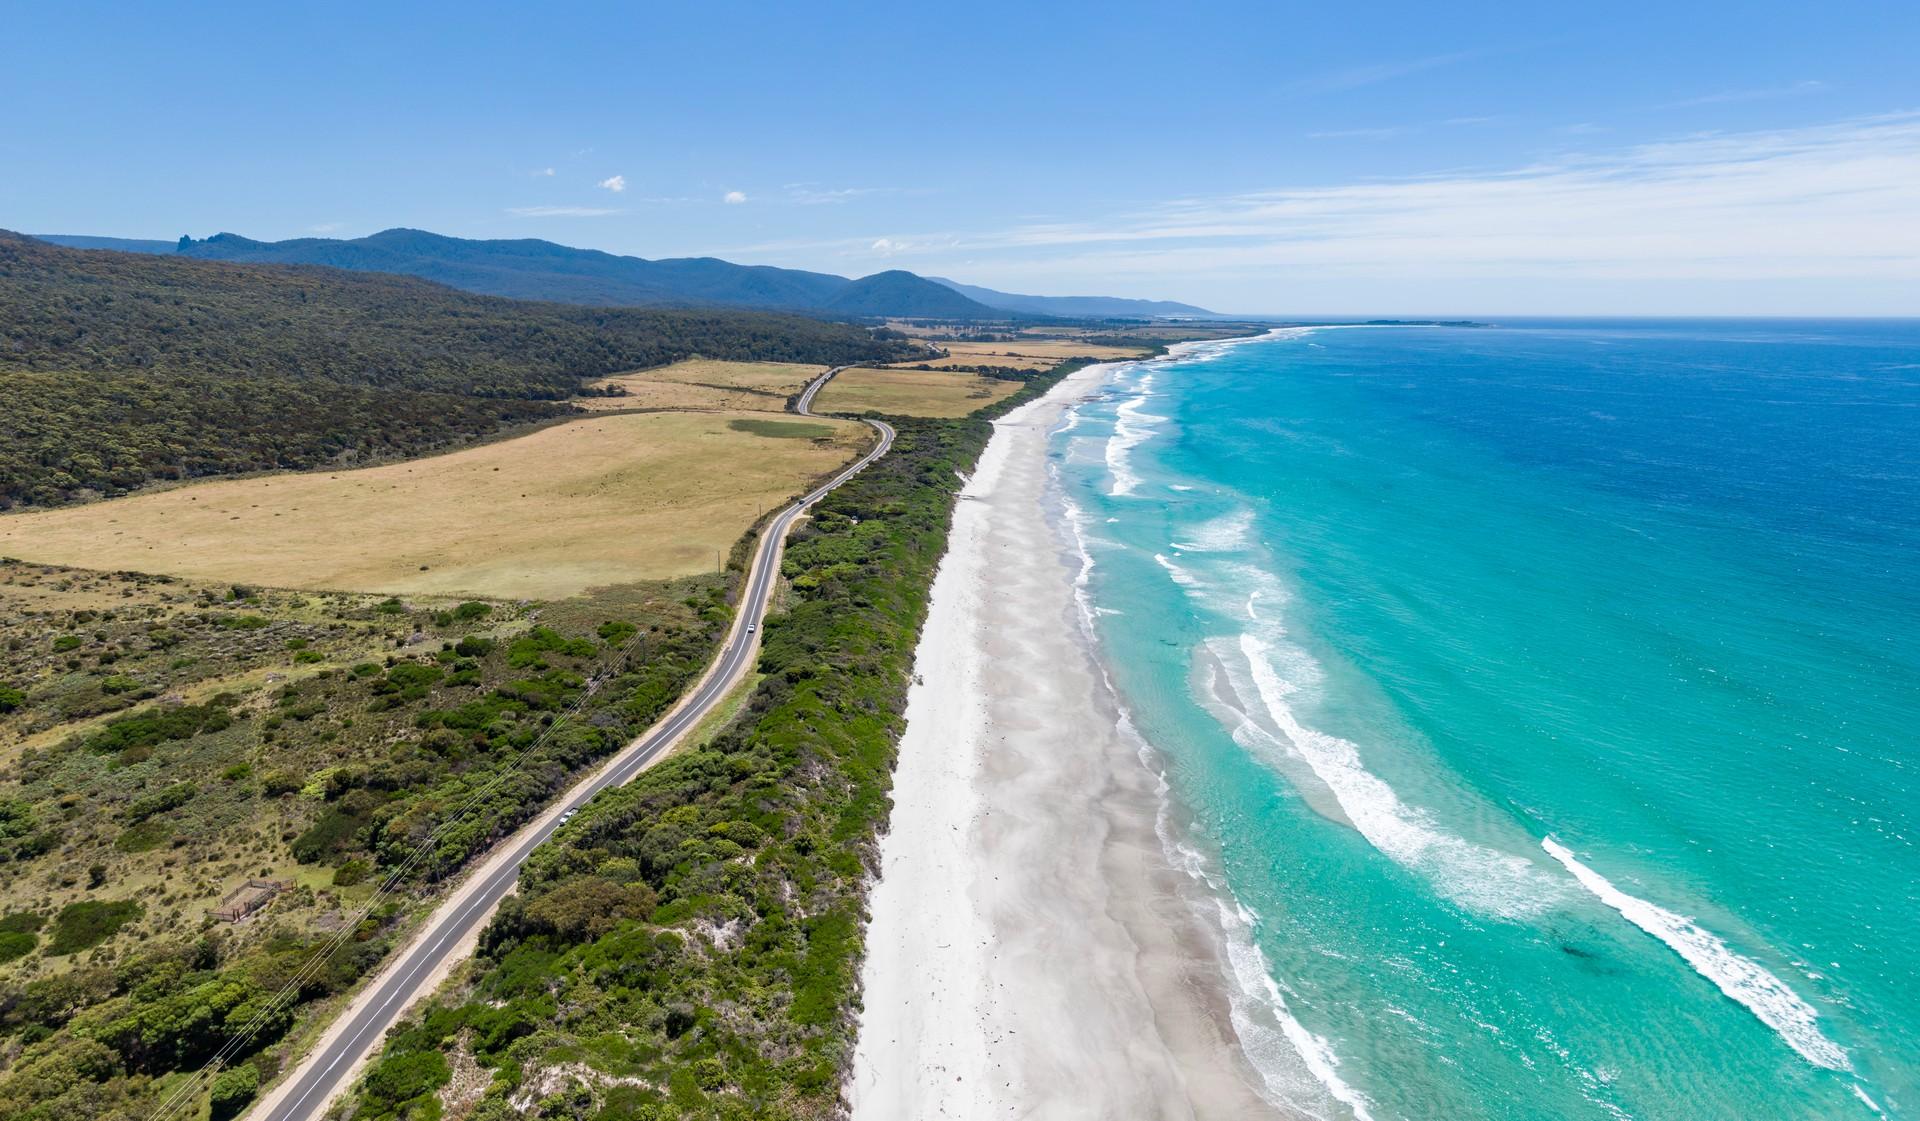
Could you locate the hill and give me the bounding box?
[927,276,1215,318]
[0,231,913,508]
[31,233,178,255]
[168,228,999,317]
[825,269,997,317]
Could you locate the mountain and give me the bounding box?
[34,228,1206,320]
[0,230,912,508]
[927,276,1214,318]
[824,270,996,318]
[159,228,998,318]
[34,234,179,255]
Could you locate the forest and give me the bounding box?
[0,232,915,509]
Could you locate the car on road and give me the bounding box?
[747,622,757,634]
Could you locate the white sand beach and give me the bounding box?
[849,363,1287,1120]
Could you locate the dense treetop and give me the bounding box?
[0,232,915,508]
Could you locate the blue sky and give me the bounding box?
[4,0,1917,314]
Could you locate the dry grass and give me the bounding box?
[577,359,826,412]
[883,338,1156,371]
[811,368,1025,418]
[0,411,869,601]
[944,338,1151,361]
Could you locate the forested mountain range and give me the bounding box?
[33,229,1216,318]
[926,276,1214,318]
[0,231,914,508]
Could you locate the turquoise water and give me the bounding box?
[1052,322,1918,1120]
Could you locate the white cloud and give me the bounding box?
[723,190,748,205]
[1668,79,1825,108]
[308,222,344,234]
[535,167,556,177]
[725,112,1920,313]
[598,175,626,192]
[788,184,891,205]
[506,206,622,218]
[1287,50,1480,95]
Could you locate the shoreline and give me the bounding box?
[849,355,1288,1119]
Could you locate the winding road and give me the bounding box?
[246,367,889,1121]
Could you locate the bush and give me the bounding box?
[453,635,494,658]
[46,899,142,955]
[0,929,35,963]
[0,685,26,713]
[209,1062,259,1121]
[262,771,303,796]
[0,912,42,963]
[126,782,195,823]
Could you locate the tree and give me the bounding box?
[209,1063,259,1121]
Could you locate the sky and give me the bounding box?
[4,0,1918,315]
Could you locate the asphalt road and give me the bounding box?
[249,368,889,1121]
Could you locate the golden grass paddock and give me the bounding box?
[0,411,869,601]
[811,367,1025,418]
[577,358,826,412]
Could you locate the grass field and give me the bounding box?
[577,358,825,412]
[888,337,1155,372]
[0,410,869,600]
[811,367,1026,418]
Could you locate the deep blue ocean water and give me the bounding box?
[1052,321,1918,1120]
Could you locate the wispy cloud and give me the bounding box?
[1286,50,1479,95]
[723,190,748,205]
[1668,79,1825,108]
[1307,127,1404,140]
[308,222,345,234]
[506,205,622,218]
[786,184,896,205]
[597,174,626,193]
[534,167,556,177]
[734,113,1920,296]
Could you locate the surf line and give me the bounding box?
[1540,837,1853,1077]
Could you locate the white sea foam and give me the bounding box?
[1540,837,1852,1073]
[1239,633,1559,919]
[1181,507,1256,552]
[1106,371,1165,496]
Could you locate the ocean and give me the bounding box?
[1050,321,1918,1120]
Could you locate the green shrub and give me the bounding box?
[209,1062,259,1121]
[0,685,27,713]
[262,771,304,796]
[126,782,195,823]
[453,635,494,658]
[46,899,142,955]
[0,930,35,963]
[453,601,491,621]
[53,635,82,652]
[596,620,637,644]
[84,701,232,756]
